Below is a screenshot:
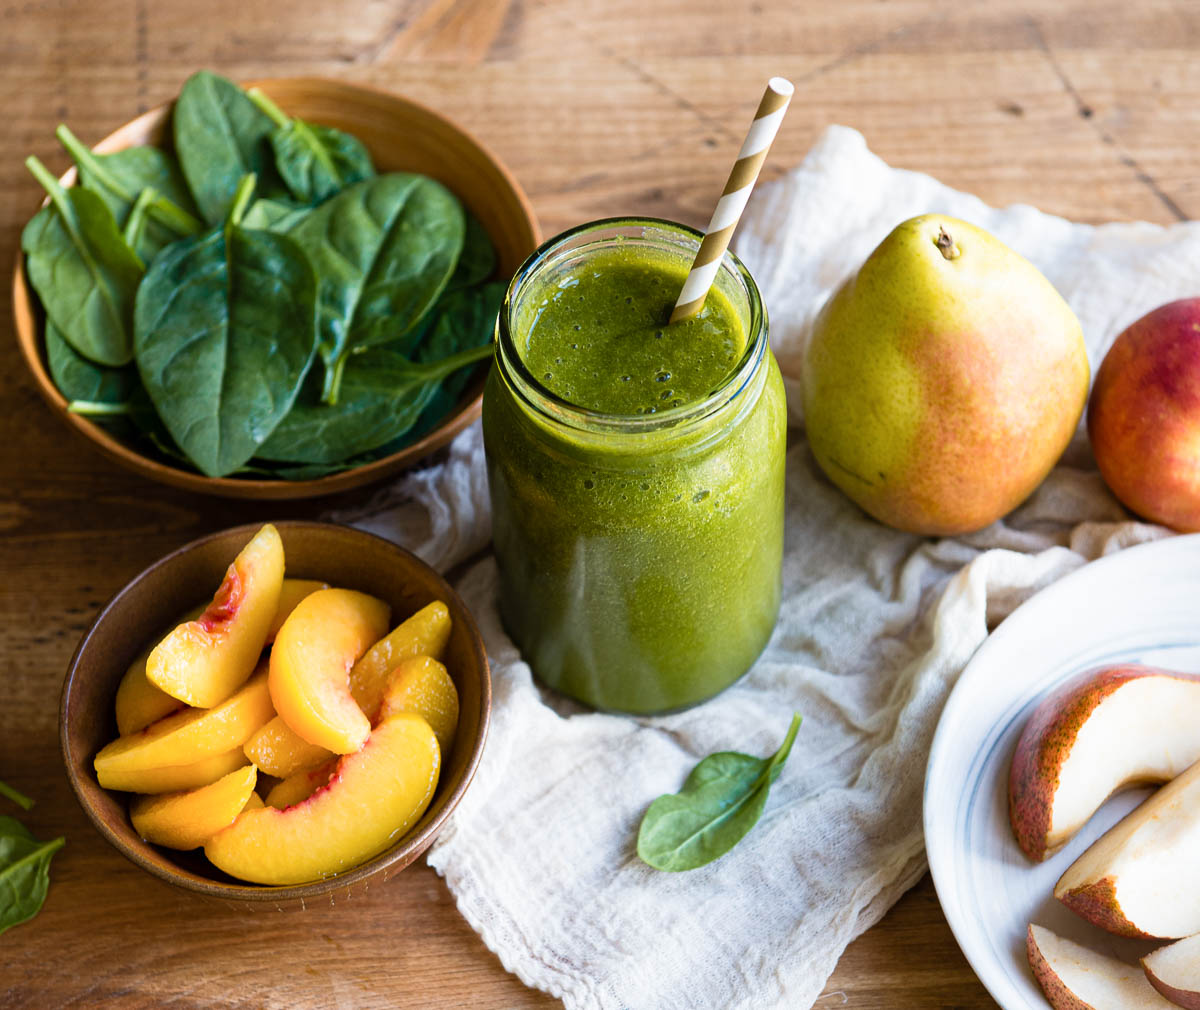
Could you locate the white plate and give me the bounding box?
[924,533,1200,1009]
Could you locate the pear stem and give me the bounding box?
[936,227,961,260]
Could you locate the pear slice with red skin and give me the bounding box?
[1009,664,1200,862]
[1143,934,1200,1008]
[1027,923,1178,1009]
[1055,757,1200,939]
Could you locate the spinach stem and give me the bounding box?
[25,156,102,280]
[226,175,258,230]
[121,187,156,268]
[417,341,495,381]
[246,88,291,130]
[322,351,351,405]
[68,399,132,416]
[1,837,66,878]
[53,125,204,237]
[0,781,34,812]
[25,156,74,224]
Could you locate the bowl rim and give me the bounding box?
[59,519,492,900]
[14,75,541,500]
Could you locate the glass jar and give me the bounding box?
[483,218,785,714]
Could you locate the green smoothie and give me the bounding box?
[518,246,743,415]
[483,219,785,714]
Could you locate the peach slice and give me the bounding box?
[97,747,249,795]
[205,713,439,884]
[243,716,332,778]
[265,578,330,643]
[115,650,187,736]
[130,764,258,850]
[95,666,273,790]
[250,601,452,769]
[115,604,204,734]
[378,656,459,756]
[146,523,285,707]
[243,792,264,811]
[349,601,451,720]
[268,588,390,754]
[264,759,337,810]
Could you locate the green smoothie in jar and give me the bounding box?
[483,218,785,714]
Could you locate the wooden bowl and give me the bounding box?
[13,77,540,499]
[59,521,490,904]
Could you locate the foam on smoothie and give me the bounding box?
[516,244,745,416]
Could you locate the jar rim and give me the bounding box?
[494,216,768,435]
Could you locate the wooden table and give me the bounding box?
[3,1,1196,1006]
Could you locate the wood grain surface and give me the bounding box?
[4,1,1199,1007]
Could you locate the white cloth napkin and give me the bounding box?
[335,125,1199,1010]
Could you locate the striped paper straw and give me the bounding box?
[669,77,794,324]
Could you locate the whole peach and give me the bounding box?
[1088,298,1200,531]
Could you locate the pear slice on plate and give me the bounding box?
[1054,757,1200,939]
[1009,664,1200,862]
[1027,923,1176,1009]
[1143,934,1200,1008]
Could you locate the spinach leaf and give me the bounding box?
[402,280,504,440]
[241,197,311,232]
[46,321,139,404]
[174,70,282,224]
[247,87,374,205]
[446,212,497,292]
[637,713,802,872]
[0,782,65,937]
[55,124,203,259]
[285,173,465,404]
[21,156,143,367]
[134,176,319,477]
[0,820,64,936]
[255,342,492,465]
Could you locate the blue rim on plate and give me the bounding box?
[923,534,1200,1009]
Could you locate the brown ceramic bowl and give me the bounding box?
[14,77,540,499]
[60,521,490,904]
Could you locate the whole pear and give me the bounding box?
[803,214,1089,535]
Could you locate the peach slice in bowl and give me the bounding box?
[60,521,490,905]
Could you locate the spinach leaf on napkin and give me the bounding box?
[638,713,802,871]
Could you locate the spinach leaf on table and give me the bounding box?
[0,781,65,936]
[247,87,375,205]
[0,819,64,936]
[174,70,283,224]
[637,713,802,872]
[255,342,493,465]
[21,156,143,367]
[55,124,203,261]
[285,173,465,404]
[134,176,319,477]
